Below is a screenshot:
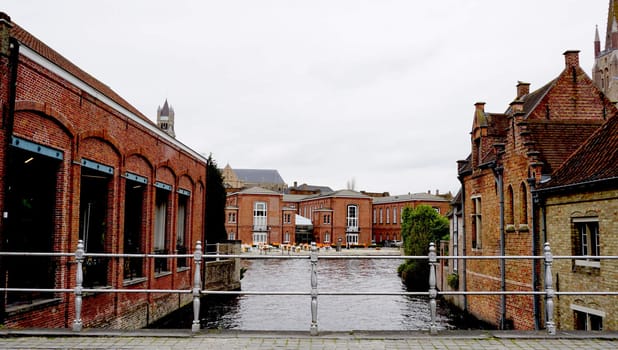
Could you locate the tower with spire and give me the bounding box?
[156,99,176,138]
[593,0,618,102]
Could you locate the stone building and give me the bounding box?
[221,164,287,193]
[457,50,617,330]
[593,0,618,102]
[0,13,207,328]
[156,99,175,138]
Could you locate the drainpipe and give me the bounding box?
[492,165,506,330]
[457,176,467,313]
[528,178,540,330]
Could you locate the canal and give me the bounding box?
[153,254,460,331]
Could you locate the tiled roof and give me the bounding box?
[234,169,285,185]
[539,112,618,189]
[10,21,152,124]
[304,189,371,200]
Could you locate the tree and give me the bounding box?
[204,154,227,244]
[398,205,449,291]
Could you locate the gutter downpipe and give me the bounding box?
[457,175,467,313]
[492,166,506,330]
[528,178,540,330]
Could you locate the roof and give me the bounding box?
[539,111,618,190]
[234,169,285,185]
[235,187,281,196]
[295,215,313,227]
[287,183,333,194]
[373,192,450,204]
[283,194,310,202]
[305,189,372,200]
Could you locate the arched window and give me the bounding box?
[519,182,528,227]
[506,185,514,226]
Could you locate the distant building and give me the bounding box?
[287,181,333,195]
[221,164,287,193]
[156,99,176,138]
[372,191,451,244]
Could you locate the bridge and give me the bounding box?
[0,329,615,350]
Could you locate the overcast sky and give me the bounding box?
[2,1,609,195]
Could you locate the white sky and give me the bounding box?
[2,1,609,195]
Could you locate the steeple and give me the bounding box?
[156,99,176,138]
[595,25,601,57]
[606,0,618,50]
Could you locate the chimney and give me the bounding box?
[516,81,530,99]
[510,99,524,114]
[293,181,297,188]
[563,50,580,69]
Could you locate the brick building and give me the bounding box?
[372,192,451,245]
[0,13,207,328]
[456,50,617,330]
[224,187,296,245]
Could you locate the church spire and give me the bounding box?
[606,0,618,50]
[156,99,176,138]
[595,25,601,57]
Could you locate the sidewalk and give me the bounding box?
[0,329,616,349]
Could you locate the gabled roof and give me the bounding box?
[234,169,285,185]
[303,189,372,201]
[539,112,618,190]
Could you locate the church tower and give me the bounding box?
[593,0,618,102]
[156,99,176,138]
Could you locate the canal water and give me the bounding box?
[154,256,459,331]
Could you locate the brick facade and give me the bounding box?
[457,50,617,330]
[0,14,207,328]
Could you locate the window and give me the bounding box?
[228,232,236,240]
[154,188,170,273]
[572,304,604,331]
[283,232,290,244]
[386,208,390,224]
[323,214,331,224]
[324,232,331,243]
[434,207,440,214]
[573,218,600,268]
[393,207,397,224]
[253,202,267,231]
[506,185,514,225]
[379,208,383,224]
[373,209,376,224]
[228,212,236,223]
[347,205,358,232]
[520,182,528,226]
[471,196,482,249]
[176,194,189,269]
[283,213,291,224]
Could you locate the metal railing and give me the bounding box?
[2,241,618,335]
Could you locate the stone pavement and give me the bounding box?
[0,329,617,349]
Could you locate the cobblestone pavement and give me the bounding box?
[0,330,617,350]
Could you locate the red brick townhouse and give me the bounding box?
[225,187,296,245]
[456,50,617,330]
[0,13,207,328]
[298,190,373,247]
[372,192,450,244]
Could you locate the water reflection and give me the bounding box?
[197,258,455,331]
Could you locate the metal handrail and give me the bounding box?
[2,241,616,335]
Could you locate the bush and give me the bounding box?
[447,273,459,290]
[397,260,429,291]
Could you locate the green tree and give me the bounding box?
[397,205,449,291]
[204,154,227,244]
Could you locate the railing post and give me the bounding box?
[544,242,556,335]
[192,241,203,333]
[216,242,220,261]
[310,241,319,335]
[428,242,438,335]
[72,240,84,332]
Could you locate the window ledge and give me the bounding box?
[123,277,147,286]
[176,266,190,273]
[505,224,516,233]
[575,259,600,268]
[155,271,172,278]
[6,297,62,316]
[518,224,530,232]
